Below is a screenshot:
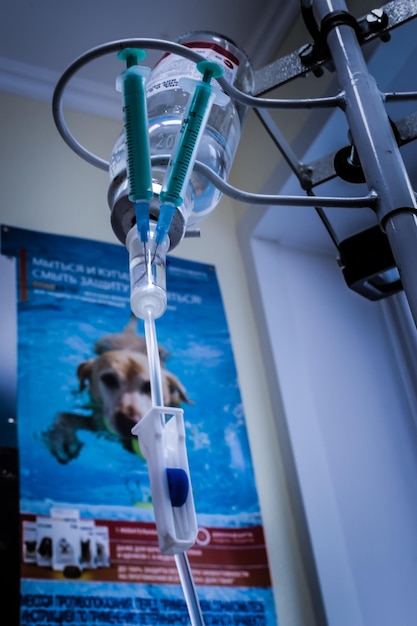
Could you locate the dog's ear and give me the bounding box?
[77,359,94,391]
[165,372,194,406]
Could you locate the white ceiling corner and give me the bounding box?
[0,0,293,119]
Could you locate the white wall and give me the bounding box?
[240,230,417,625]
[0,90,316,625]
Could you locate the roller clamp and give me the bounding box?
[131,406,197,554]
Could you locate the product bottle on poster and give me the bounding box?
[108,32,254,249]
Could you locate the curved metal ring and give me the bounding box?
[52,37,344,171]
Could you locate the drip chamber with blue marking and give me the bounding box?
[108,31,254,251]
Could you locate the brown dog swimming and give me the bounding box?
[42,317,191,464]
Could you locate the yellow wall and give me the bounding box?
[0,85,314,624]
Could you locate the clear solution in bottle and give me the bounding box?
[108,32,254,250]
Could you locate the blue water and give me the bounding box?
[3,227,260,522]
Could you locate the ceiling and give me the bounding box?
[0,0,299,119]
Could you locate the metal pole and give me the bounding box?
[313,0,417,326]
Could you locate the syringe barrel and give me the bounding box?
[160,82,216,207]
[118,65,153,203]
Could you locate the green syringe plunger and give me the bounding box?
[155,61,227,245]
[117,48,153,242]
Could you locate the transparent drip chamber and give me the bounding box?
[108,32,255,251]
[126,223,169,320]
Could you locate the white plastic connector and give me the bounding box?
[131,406,197,554]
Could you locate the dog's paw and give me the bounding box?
[41,424,84,464]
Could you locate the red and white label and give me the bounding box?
[146,41,239,97]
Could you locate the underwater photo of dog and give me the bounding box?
[42,316,192,464]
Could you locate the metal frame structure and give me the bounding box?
[53,1,417,326]
[253,0,417,323]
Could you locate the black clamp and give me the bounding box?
[333,120,400,185]
[320,10,361,41]
[299,7,389,71]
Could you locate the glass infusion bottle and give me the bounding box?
[108,31,254,250]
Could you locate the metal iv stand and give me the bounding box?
[252,0,417,325]
[309,0,417,322]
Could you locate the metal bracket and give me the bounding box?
[253,1,417,96]
[305,109,417,189]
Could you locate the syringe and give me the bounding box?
[118,49,167,321]
[116,48,153,243]
[154,60,229,248]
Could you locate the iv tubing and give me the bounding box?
[175,552,205,626]
[143,310,205,626]
[143,312,164,407]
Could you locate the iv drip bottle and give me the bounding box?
[108,32,254,249]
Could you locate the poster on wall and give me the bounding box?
[1,224,277,625]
